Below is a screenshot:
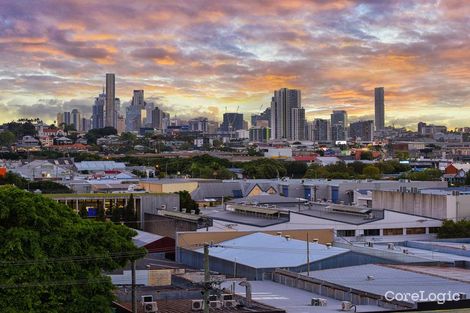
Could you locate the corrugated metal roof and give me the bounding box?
[133,230,164,247]
[75,161,126,171]
[196,232,348,269]
[306,264,470,301]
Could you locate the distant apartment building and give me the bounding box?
[313,118,331,142]
[330,110,348,142]
[251,107,271,127]
[349,120,374,142]
[249,126,271,143]
[418,122,447,136]
[270,88,304,140]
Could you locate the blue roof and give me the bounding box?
[196,232,348,269]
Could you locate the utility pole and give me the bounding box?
[203,243,210,313]
[306,232,310,276]
[131,260,136,313]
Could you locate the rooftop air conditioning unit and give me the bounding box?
[220,294,233,301]
[341,301,353,311]
[387,243,395,250]
[191,300,204,311]
[311,298,328,306]
[209,301,223,309]
[143,302,158,313]
[208,295,218,302]
[223,300,237,308]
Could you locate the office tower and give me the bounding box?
[207,121,219,134]
[116,115,125,134]
[374,87,384,130]
[188,117,208,132]
[71,109,81,131]
[270,88,301,140]
[417,122,426,135]
[331,110,348,142]
[125,90,146,131]
[63,111,71,126]
[249,127,271,143]
[291,107,305,140]
[114,98,121,127]
[105,73,115,127]
[56,113,64,127]
[313,118,331,142]
[151,107,162,129]
[144,102,154,127]
[81,117,91,132]
[251,107,271,127]
[349,120,374,142]
[92,90,106,129]
[220,113,244,132]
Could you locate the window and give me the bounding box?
[383,228,404,236]
[428,227,440,234]
[406,227,426,235]
[337,230,355,237]
[363,229,380,236]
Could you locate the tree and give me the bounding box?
[0,186,145,313]
[123,194,137,228]
[362,165,381,179]
[438,219,470,238]
[111,205,123,223]
[283,161,308,178]
[178,190,198,211]
[85,127,117,144]
[79,203,88,218]
[5,121,37,139]
[0,131,16,147]
[96,206,106,222]
[360,150,373,160]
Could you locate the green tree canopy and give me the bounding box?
[0,186,145,313]
[362,165,381,179]
[178,190,198,211]
[438,219,470,238]
[0,131,16,147]
[85,127,117,144]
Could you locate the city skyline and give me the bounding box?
[0,1,469,129]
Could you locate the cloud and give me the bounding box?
[0,0,468,127]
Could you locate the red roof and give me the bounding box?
[293,155,316,162]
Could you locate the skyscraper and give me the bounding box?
[125,90,147,131]
[71,109,81,131]
[313,118,331,142]
[349,120,374,142]
[331,110,348,142]
[92,89,105,129]
[105,73,115,128]
[270,88,301,140]
[374,87,384,130]
[220,113,244,132]
[291,107,305,140]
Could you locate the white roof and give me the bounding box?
[133,229,164,247]
[75,161,126,171]
[197,232,348,269]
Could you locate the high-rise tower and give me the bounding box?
[105,73,116,127]
[374,87,385,130]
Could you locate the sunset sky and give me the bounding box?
[0,0,469,129]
